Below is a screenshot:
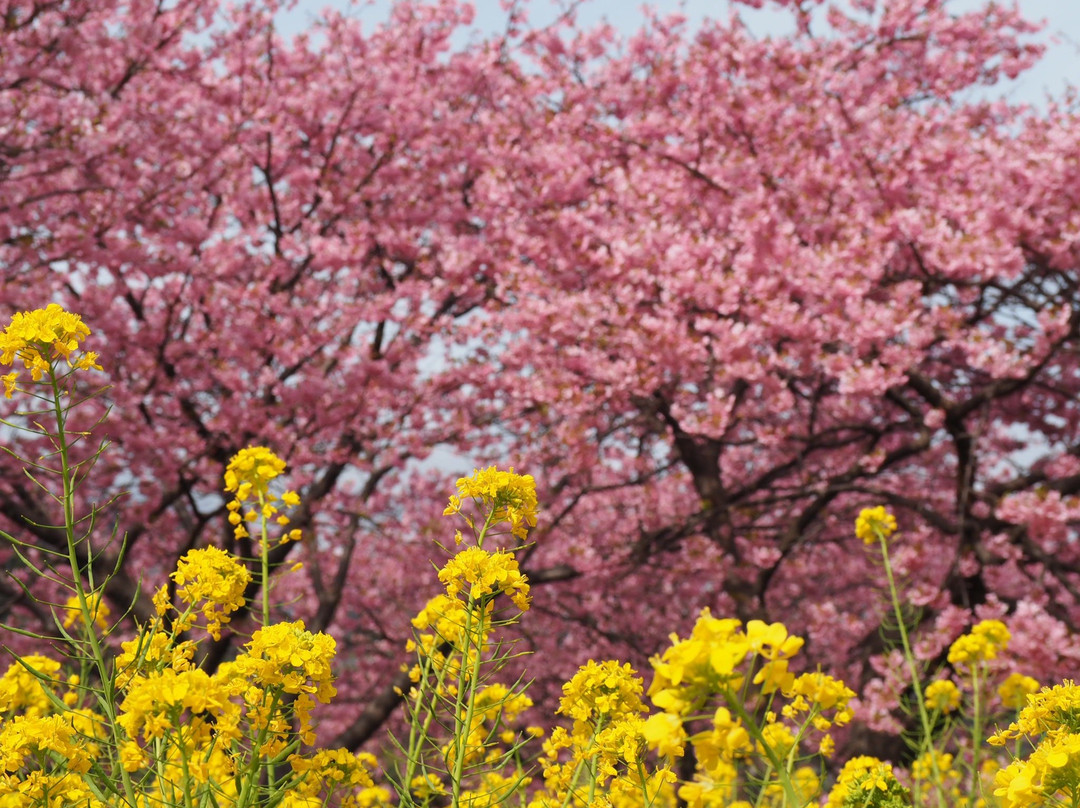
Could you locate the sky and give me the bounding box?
[277,0,1078,107]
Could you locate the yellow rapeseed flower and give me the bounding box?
[171,546,252,640]
[999,673,1041,711]
[61,591,111,633]
[745,620,804,661]
[120,740,147,772]
[224,446,287,501]
[989,680,1080,744]
[0,303,102,396]
[437,546,531,611]
[648,609,752,716]
[559,659,644,721]
[113,631,196,691]
[925,679,962,713]
[826,756,910,808]
[0,655,63,717]
[758,720,797,759]
[642,711,687,758]
[948,619,1010,666]
[782,672,857,729]
[855,506,897,545]
[444,465,538,541]
[117,668,230,741]
[233,620,337,703]
[992,732,1080,808]
[0,713,94,773]
[287,747,375,801]
[223,446,302,544]
[693,706,753,770]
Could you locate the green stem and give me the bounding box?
[258,492,271,627]
[450,595,489,807]
[49,367,138,808]
[971,664,982,797]
[723,691,801,808]
[557,722,604,808]
[402,628,462,805]
[235,688,285,808]
[875,529,946,808]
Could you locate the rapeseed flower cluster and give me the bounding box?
[990,680,1080,743]
[643,609,857,805]
[0,768,106,807]
[0,655,64,718]
[0,710,103,807]
[947,619,1011,666]
[557,659,646,732]
[648,610,752,714]
[647,611,811,716]
[444,466,538,542]
[235,620,337,700]
[406,593,479,690]
[535,660,677,804]
[438,546,531,612]
[782,672,857,732]
[409,467,534,696]
[285,748,377,807]
[989,682,1080,808]
[855,505,898,545]
[0,303,102,397]
[0,713,93,773]
[168,545,252,639]
[399,466,540,808]
[691,706,754,767]
[826,755,911,808]
[5,597,353,806]
[117,667,231,742]
[114,630,197,689]
[999,673,1041,711]
[0,306,385,808]
[224,445,303,544]
[911,750,964,804]
[924,679,962,714]
[222,621,338,747]
[61,591,111,633]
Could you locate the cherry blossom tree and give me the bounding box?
[2,0,1078,754]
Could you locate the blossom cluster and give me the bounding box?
[948,619,1012,666]
[443,465,539,543]
[0,303,102,397]
[224,445,303,544]
[855,506,899,545]
[989,680,1080,807]
[534,660,675,805]
[167,545,252,640]
[395,464,542,807]
[639,608,855,806]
